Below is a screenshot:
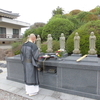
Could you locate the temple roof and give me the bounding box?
[0,9,19,19]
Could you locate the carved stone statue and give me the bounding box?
[88,32,97,55]
[60,33,65,51]
[46,34,53,53]
[36,35,41,52]
[73,32,80,54]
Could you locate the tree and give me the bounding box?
[52,6,64,16]
[23,22,45,38]
[30,22,45,29]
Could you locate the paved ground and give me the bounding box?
[0,60,96,100]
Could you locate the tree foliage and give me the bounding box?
[67,16,85,30]
[30,22,45,29]
[23,28,34,38]
[52,6,64,16]
[76,11,98,22]
[23,22,45,38]
[69,9,81,15]
[42,18,74,41]
[90,6,100,15]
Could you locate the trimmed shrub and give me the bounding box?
[42,18,74,41]
[52,40,60,52]
[69,9,81,15]
[90,6,100,15]
[66,20,100,56]
[41,42,47,53]
[76,11,98,22]
[41,40,60,53]
[49,15,67,21]
[68,16,85,30]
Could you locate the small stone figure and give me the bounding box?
[88,32,97,55]
[36,35,41,52]
[60,33,65,51]
[73,32,80,54]
[46,34,53,53]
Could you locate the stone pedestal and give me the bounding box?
[6,54,100,99]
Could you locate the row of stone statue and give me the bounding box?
[73,32,97,55]
[36,32,97,55]
[36,33,65,53]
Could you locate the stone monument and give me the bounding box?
[36,35,41,52]
[88,32,97,55]
[73,32,80,54]
[46,34,53,53]
[60,33,65,52]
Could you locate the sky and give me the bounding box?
[0,0,100,33]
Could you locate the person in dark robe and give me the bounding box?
[20,34,39,96]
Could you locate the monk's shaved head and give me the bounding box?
[29,33,36,43]
[29,34,35,38]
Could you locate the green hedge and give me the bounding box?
[41,40,60,53]
[12,42,22,55]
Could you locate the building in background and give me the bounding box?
[0,9,30,44]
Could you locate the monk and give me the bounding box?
[20,33,39,96]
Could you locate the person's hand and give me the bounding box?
[38,68,41,71]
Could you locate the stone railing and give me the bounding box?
[0,34,21,38]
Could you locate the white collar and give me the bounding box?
[28,39,33,43]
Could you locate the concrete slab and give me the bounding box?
[43,96,58,100]
[39,88,54,96]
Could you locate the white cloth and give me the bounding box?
[25,84,39,94]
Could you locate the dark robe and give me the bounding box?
[20,41,39,85]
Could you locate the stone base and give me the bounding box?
[71,54,82,56]
[6,55,100,99]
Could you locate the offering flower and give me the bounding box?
[56,49,64,57]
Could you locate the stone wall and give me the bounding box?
[0,49,14,60]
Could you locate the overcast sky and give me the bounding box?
[0,0,100,33]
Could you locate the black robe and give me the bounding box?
[20,41,39,85]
